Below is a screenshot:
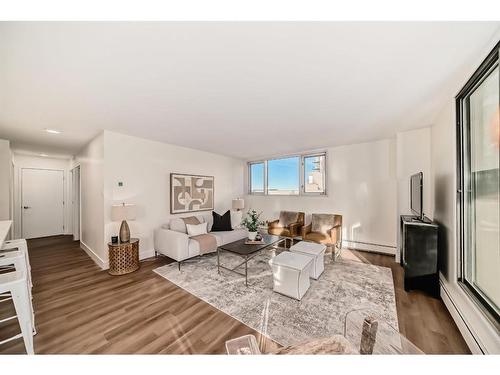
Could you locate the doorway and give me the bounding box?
[21,168,65,239]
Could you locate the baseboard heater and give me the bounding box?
[342,239,396,255]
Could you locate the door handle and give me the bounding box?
[23,206,31,209]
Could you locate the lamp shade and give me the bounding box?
[111,203,136,222]
[232,198,244,210]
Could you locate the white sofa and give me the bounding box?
[154,214,247,268]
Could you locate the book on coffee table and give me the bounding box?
[244,239,265,245]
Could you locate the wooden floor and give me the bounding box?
[0,235,470,354]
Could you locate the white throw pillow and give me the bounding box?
[186,222,208,236]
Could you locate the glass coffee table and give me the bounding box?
[217,234,281,286]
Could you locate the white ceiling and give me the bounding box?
[0,22,499,159]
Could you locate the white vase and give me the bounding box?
[248,231,257,241]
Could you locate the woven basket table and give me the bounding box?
[108,238,140,275]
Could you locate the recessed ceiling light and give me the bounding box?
[45,128,61,134]
[39,153,48,157]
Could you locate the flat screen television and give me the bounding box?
[410,172,423,220]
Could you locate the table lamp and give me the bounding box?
[232,198,245,227]
[111,203,136,243]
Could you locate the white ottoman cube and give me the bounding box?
[290,241,326,280]
[269,252,313,300]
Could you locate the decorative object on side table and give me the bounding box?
[108,238,140,275]
[111,203,136,243]
[170,173,214,214]
[111,236,118,244]
[241,209,265,240]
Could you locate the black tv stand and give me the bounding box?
[400,215,439,297]
[410,215,432,224]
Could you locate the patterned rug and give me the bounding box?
[153,248,398,347]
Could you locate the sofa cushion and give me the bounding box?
[211,229,247,245]
[205,214,214,232]
[279,211,299,227]
[187,239,201,257]
[170,215,205,233]
[211,210,232,232]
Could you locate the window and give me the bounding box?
[304,154,326,194]
[457,43,499,326]
[249,162,265,194]
[267,156,300,195]
[248,152,327,196]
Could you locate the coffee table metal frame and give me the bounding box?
[217,234,281,287]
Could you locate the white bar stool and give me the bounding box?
[0,239,36,334]
[1,239,32,287]
[0,270,34,354]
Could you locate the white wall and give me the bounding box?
[430,33,500,353]
[0,139,11,223]
[395,127,432,262]
[11,153,72,239]
[102,131,244,264]
[245,139,397,254]
[74,133,105,268]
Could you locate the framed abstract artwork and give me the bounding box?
[170,173,214,214]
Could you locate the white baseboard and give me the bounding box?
[342,239,396,255]
[140,249,155,260]
[80,241,107,270]
[439,279,482,354]
[438,273,500,354]
[80,242,155,270]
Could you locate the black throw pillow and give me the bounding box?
[211,210,233,232]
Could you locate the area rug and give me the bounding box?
[153,248,398,347]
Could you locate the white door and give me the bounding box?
[22,168,65,239]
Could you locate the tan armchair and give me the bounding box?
[268,211,305,241]
[302,213,343,250]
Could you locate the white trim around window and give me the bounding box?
[248,151,327,196]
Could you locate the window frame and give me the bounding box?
[456,41,500,328]
[248,161,266,195]
[247,151,327,196]
[302,152,327,196]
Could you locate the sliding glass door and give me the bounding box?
[457,43,500,325]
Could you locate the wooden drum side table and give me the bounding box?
[108,238,140,275]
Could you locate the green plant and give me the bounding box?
[241,209,265,232]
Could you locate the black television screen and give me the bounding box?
[410,172,423,219]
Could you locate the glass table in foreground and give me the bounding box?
[343,309,423,354]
